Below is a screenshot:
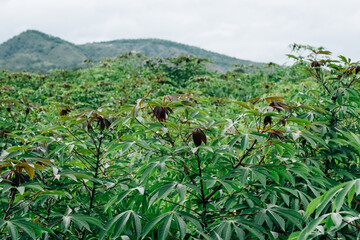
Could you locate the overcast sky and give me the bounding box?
[0,0,359,64]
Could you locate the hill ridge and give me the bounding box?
[0,30,257,73]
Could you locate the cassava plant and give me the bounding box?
[0,48,359,240]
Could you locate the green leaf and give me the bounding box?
[6,221,18,240]
[105,194,121,212]
[224,222,232,240]
[183,183,202,195]
[113,190,133,208]
[288,231,301,240]
[286,54,299,60]
[100,212,125,240]
[317,50,332,55]
[71,217,90,231]
[298,214,329,240]
[268,210,285,231]
[239,221,265,240]
[190,110,199,118]
[233,224,245,239]
[334,181,355,212]
[176,184,186,201]
[159,214,173,240]
[241,134,249,152]
[305,196,322,217]
[113,211,131,237]
[139,163,157,182]
[331,213,342,227]
[233,101,251,109]
[174,214,186,240]
[305,181,350,217]
[0,219,5,228]
[12,220,37,239]
[76,214,103,229]
[221,181,234,194]
[253,169,267,187]
[149,182,176,207]
[338,55,348,63]
[142,212,171,239]
[238,167,250,187]
[0,150,22,161]
[63,216,71,231]
[17,186,25,195]
[274,207,303,229]
[178,211,203,231]
[348,184,356,206]
[287,117,311,126]
[274,144,284,156]
[229,135,241,147]
[132,211,142,240]
[315,186,343,218]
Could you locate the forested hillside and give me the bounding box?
[1,46,360,239]
[0,30,256,73]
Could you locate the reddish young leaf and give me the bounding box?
[192,128,206,147]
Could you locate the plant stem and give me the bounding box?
[3,191,16,220]
[196,151,207,227]
[81,133,103,240]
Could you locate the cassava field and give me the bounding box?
[1,45,360,239]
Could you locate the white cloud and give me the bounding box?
[0,0,359,63]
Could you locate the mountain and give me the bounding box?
[0,30,257,73]
[0,30,87,72]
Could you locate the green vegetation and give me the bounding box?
[0,46,360,240]
[0,30,256,73]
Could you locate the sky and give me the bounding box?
[0,0,359,64]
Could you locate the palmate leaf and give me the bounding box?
[297,214,329,240]
[301,179,360,238]
[0,218,41,239]
[6,221,17,240]
[132,211,142,239]
[235,218,266,240]
[159,214,173,240]
[141,211,201,240]
[58,169,92,181]
[112,212,131,238]
[240,134,249,152]
[148,182,177,207]
[341,131,360,153]
[176,183,187,201]
[268,210,285,231]
[256,204,303,232]
[305,179,360,218]
[61,214,103,233]
[11,219,42,239]
[174,214,186,239]
[141,212,171,239]
[232,224,245,239]
[272,206,303,229]
[99,212,129,240]
[213,221,232,240]
[105,187,144,211]
[177,211,203,231]
[72,214,103,231]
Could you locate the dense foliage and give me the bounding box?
[0,47,360,240]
